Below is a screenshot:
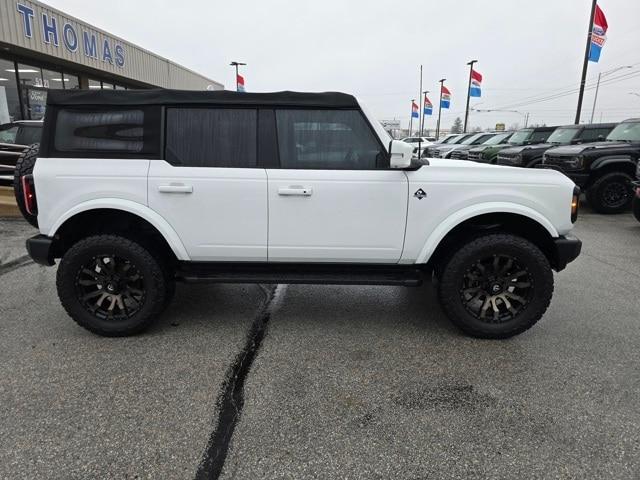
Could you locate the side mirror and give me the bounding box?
[389,139,413,168]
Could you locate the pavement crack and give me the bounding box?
[0,254,33,277]
[195,283,286,480]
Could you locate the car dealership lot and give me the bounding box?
[1,211,639,479]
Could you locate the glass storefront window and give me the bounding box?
[0,58,21,123]
[42,68,63,90]
[17,63,46,120]
[88,79,102,90]
[63,74,80,90]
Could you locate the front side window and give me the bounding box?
[276,109,383,170]
[16,125,41,145]
[530,130,553,143]
[54,108,157,156]
[165,108,257,168]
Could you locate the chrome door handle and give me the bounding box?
[158,183,193,194]
[278,186,313,196]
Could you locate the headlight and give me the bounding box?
[564,155,584,170]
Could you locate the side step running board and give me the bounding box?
[175,262,427,287]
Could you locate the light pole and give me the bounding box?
[409,99,415,137]
[435,78,446,140]
[418,65,423,135]
[472,108,530,128]
[463,59,478,133]
[229,61,246,91]
[590,65,633,123]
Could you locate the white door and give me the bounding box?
[267,109,408,263]
[148,108,267,262]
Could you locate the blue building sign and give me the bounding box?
[16,2,125,68]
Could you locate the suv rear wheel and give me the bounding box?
[586,172,634,214]
[56,235,168,336]
[437,233,553,339]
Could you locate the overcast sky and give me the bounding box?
[44,0,640,131]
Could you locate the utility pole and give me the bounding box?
[589,72,602,124]
[436,78,446,140]
[575,0,598,124]
[418,65,423,135]
[229,61,246,91]
[409,99,415,137]
[463,59,478,133]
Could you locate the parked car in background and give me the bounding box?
[497,123,616,169]
[540,119,640,214]
[401,136,434,159]
[467,132,514,163]
[449,132,500,160]
[431,132,497,159]
[422,134,470,157]
[0,120,43,183]
[633,160,640,222]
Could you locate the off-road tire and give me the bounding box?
[437,233,554,339]
[12,144,39,227]
[631,195,640,223]
[586,172,634,214]
[56,235,167,336]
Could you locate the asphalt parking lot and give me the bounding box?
[1,208,639,479]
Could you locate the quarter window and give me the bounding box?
[165,108,257,168]
[275,109,384,170]
[53,108,158,156]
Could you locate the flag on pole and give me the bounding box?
[237,74,246,92]
[470,70,482,97]
[411,101,420,118]
[423,96,433,115]
[441,86,451,109]
[588,4,608,63]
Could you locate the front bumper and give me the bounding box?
[26,234,55,266]
[552,235,582,271]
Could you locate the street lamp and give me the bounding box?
[229,61,246,91]
[472,108,530,128]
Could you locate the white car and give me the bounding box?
[401,136,433,158]
[17,89,582,339]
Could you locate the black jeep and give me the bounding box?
[497,123,616,169]
[540,119,640,214]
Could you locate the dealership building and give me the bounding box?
[0,0,223,124]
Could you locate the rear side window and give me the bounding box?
[165,108,257,168]
[580,127,611,142]
[275,109,384,170]
[52,108,160,157]
[0,126,18,144]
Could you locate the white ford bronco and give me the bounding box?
[16,89,581,338]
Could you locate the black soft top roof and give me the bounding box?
[46,89,359,108]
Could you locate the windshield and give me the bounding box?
[508,129,533,145]
[483,132,511,145]
[447,134,471,145]
[441,135,459,144]
[461,133,493,145]
[606,122,640,142]
[547,127,579,144]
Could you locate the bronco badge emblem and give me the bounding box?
[414,188,427,200]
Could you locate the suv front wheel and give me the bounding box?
[56,235,168,336]
[437,233,554,339]
[586,172,634,214]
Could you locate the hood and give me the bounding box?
[547,141,632,155]
[501,143,556,155]
[421,158,575,186]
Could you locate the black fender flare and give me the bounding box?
[591,156,636,171]
[525,157,543,168]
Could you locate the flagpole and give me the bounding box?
[229,61,246,92]
[575,0,598,124]
[418,65,423,135]
[422,90,429,134]
[463,59,478,133]
[409,100,415,137]
[436,79,445,140]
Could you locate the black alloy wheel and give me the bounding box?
[75,254,146,321]
[460,254,533,324]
